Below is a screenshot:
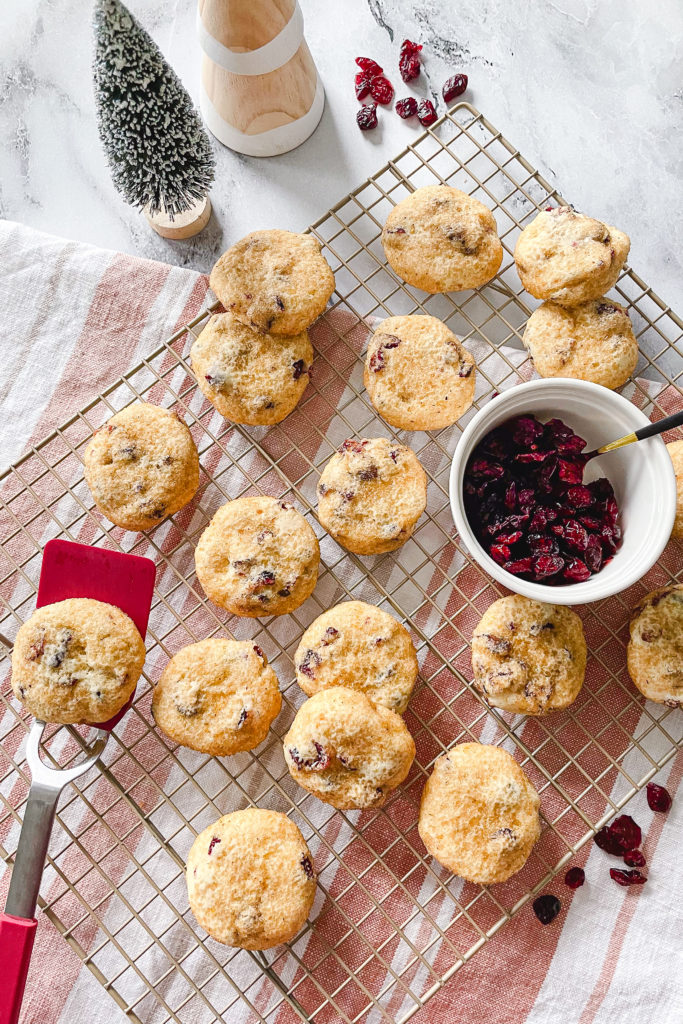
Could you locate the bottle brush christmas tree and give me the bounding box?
[93,0,215,234]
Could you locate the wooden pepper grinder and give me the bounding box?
[197,0,324,157]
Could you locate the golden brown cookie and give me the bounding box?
[514,206,630,305]
[316,438,427,555]
[152,639,281,755]
[83,402,199,531]
[418,743,541,884]
[666,440,683,539]
[627,585,683,706]
[294,600,418,712]
[186,808,316,949]
[195,496,320,617]
[190,312,313,425]
[209,229,335,335]
[11,598,146,724]
[364,315,476,431]
[283,687,416,809]
[523,298,638,390]
[471,595,587,715]
[381,185,503,293]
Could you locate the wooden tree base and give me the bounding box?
[144,195,212,239]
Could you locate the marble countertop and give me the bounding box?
[2,1,682,308]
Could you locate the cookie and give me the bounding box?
[523,298,638,390]
[381,185,503,293]
[283,687,416,809]
[418,742,541,884]
[627,585,683,707]
[84,402,199,531]
[317,438,427,555]
[209,230,335,336]
[471,595,587,715]
[186,808,316,949]
[11,598,146,724]
[294,600,418,713]
[152,639,281,755]
[514,206,630,306]
[190,312,313,426]
[195,496,320,617]
[364,315,476,431]
[666,440,683,539]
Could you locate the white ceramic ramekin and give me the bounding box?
[449,379,677,605]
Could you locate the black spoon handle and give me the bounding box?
[595,408,683,456]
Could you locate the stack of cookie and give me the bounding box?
[193,229,335,426]
[515,206,638,390]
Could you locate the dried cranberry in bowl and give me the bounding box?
[463,414,622,585]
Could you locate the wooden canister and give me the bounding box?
[197,0,324,157]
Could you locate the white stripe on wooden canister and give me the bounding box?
[197,0,325,157]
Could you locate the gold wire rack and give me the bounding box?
[1,102,682,1024]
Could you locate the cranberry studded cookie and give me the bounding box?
[514,206,630,306]
[186,808,316,949]
[381,185,503,293]
[152,639,281,755]
[11,598,146,724]
[418,743,541,884]
[666,440,683,538]
[294,600,418,713]
[209,229,335,336]
[191,312,313,426]
[283,687,416,809]
[317,438,427,555]
[627,584,683,707]
[364,314,476,431]
[471,595,586,715]
[84,402,199,531]
[523,298,638,390]
[195,496,320,617]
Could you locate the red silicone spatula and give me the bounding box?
[0,539,156,1024]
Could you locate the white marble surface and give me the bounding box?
[1,0,682,314]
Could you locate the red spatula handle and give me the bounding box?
[0,913,37,1024]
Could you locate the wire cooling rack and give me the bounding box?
[1,102,682,1024]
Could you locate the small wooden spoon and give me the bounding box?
[584,409,683,460]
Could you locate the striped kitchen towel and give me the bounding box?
[0,219,681,1024]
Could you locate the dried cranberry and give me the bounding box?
[355,70,373,100]
[503,557,534,575]
[584,535,603,572]
[355,57,383,77]
[529,535,559,555]
[301,855,315,879]
[533,554,564,579]
[321,626,339,645]
[495,531,523,545]
[292,359,307,380]
[370,75,394,104]
[400,39,422,56]
[298,649,321,678]
[646,782,672,813]
[252,570,276,588]
[564,866,585,889]
[341,439,368,454]
[442,73,468,103]
[357,103,378,131]
[623,849,646,868]
[563,558,591,582]
[395,96,418,118]
[594,826,624,856]
[513,415,544,445]
[558,459,584,484]
[417,99,437,126]
[253,644,265,659]
[532,893,561,925]
[567,485,594,508]
[490,543,511,564]
[610,868,646,887]
[208,837,221,855]
[610,815,642,852]
[399,40,422,83]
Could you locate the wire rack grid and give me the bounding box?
[1,102,682,1024]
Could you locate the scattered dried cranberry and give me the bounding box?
[646,782,672,813]
[610,868,647,887]
[208,836,221,855]
[395,96,418,119]
[298,649,321,678]
[355,57,383,77]
[417,99,437,126]
[301,855,315,880]
[355,70,373,100]
[623,849,646,868]
[594,815,642,856]
[463,414,622,585]
[564,866,585,889]
[442,73,468,103]
[594,826,625,856]
[370,75,394,104]
[532,893,561,925]
[399,39,422,83]
[357,103,378,131]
